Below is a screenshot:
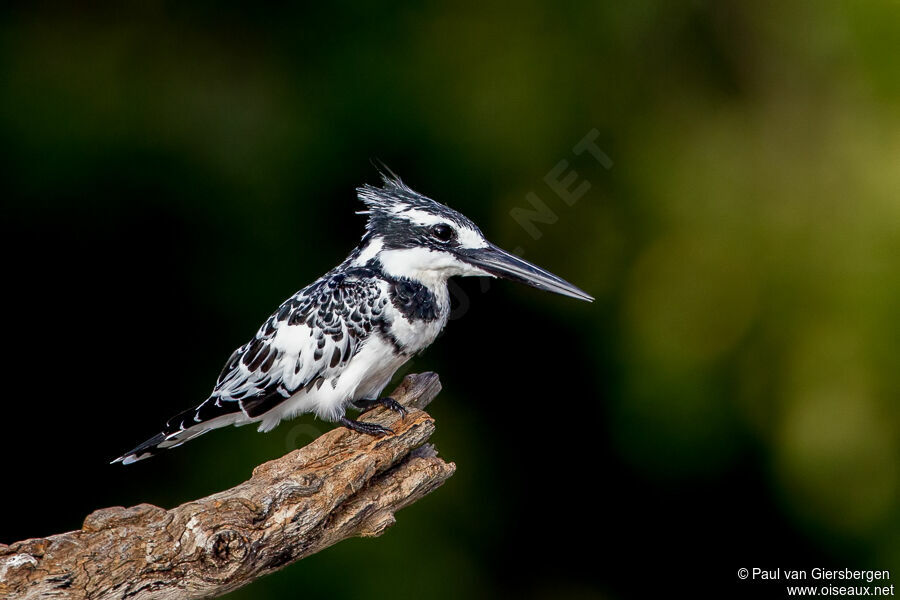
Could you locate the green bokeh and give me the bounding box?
[2,1,899,597]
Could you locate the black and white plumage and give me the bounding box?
[114,172,592,464]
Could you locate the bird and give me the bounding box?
[113,171,593,464]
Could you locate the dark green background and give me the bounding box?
[2,2,899,598]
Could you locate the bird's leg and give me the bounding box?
[339,417,393,437]
[352,397,408,419]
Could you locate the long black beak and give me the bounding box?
[461,243,594,302]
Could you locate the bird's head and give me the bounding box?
[354,171,593,302]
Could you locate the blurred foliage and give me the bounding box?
[2,0,899,598]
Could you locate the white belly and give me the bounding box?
[253,333,410,431]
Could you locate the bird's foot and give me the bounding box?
[352,397,408,419]
[339,417,394,437]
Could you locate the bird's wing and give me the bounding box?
[112,268,390,464]
[209,268,389,419]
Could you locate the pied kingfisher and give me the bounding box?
[114,172,592,464]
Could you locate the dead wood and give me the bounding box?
[0,373,454,600]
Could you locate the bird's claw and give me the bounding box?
[377,397,408,419]
[339,417,394,437]
[353,397,408,419]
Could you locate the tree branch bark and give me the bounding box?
[0,373,454,600]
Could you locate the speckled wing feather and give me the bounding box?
[207,267,389,419]
[114,268,389,463]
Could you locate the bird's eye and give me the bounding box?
[431,224,454,242]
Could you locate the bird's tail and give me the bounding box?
[111,399,242,465]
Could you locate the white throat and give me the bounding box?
[377,246,491,290]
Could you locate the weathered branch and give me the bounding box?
[0,373,454,600]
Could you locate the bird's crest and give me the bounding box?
[356,167,470,232]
